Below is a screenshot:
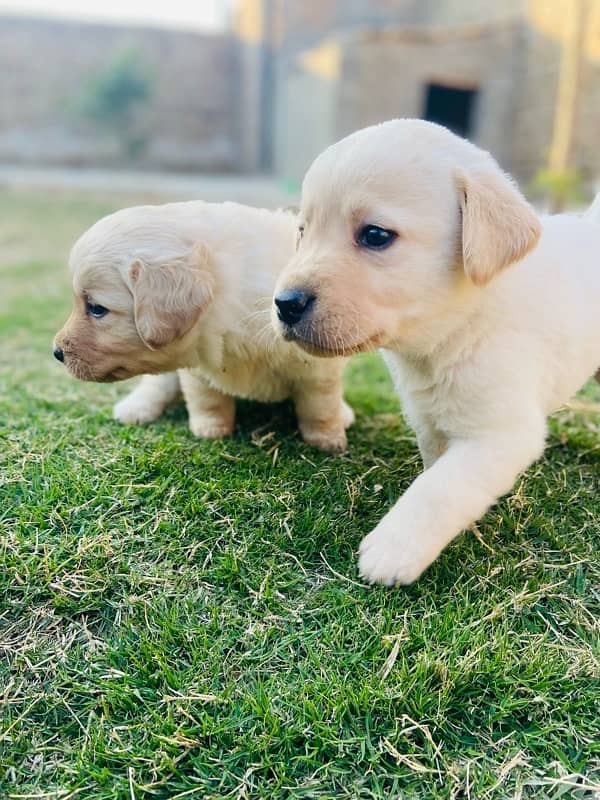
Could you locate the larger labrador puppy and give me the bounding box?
[272,118,600,584]
[54,201,353,452]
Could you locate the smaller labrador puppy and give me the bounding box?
[53,201,353,452]
[273,118,600,584]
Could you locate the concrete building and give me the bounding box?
[236,0,600,186]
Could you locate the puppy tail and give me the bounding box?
[585,193,600,224]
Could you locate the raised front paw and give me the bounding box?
[113,395,165,425]
[358,518,440,586]
[188,414,234,440]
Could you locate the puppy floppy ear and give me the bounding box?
[129,244,214,349]
[455,166,541,286]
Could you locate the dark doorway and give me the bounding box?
[423,83,478,138]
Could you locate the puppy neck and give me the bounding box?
[392,279,486,364]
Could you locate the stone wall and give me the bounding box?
[0,15,240,170]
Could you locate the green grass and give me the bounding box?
[1,188,599,799]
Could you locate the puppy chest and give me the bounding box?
[390,365,474,437]
[203,352,291,403]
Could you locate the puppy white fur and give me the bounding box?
[54,202,353,452]
[273,118,600,584]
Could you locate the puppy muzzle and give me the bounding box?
[274,289,315,328]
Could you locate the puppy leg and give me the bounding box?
[342,400,356,429]
[400,391,447,469]
[359,416,547,585]
[179,369,235,439]
[293,376,352,453]
[113,373,181,424]
[416,424,448,469]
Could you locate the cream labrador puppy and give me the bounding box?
[272,118,600,584]
[53,201,353,451]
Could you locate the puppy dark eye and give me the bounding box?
[86,302,109,318]
[357,225,397,250]
[298,224,305,239]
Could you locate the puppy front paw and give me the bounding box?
[188,414,234,440]
[358,519,439,586]
[300,424,348,453]
[113,396,165,425]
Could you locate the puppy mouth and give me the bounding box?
[95,369,129,383]
[90,366,132,383]
[105,367,131,381]
[64,357,130,383]
[281,325,385,357]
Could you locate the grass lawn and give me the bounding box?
[1,187,599,799]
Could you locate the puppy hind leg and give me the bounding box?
[179,369,235,439]
[113,372,181,425]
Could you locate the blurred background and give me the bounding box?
[1,0,600,398]
[0,0,598,208]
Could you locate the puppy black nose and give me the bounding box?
[53,346,64,363]
[274,289,315,326]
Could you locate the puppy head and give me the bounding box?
[53,204,214,382]
[273,119,541,356]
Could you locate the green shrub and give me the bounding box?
[531,168,587,211]
[74,49,155,158]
